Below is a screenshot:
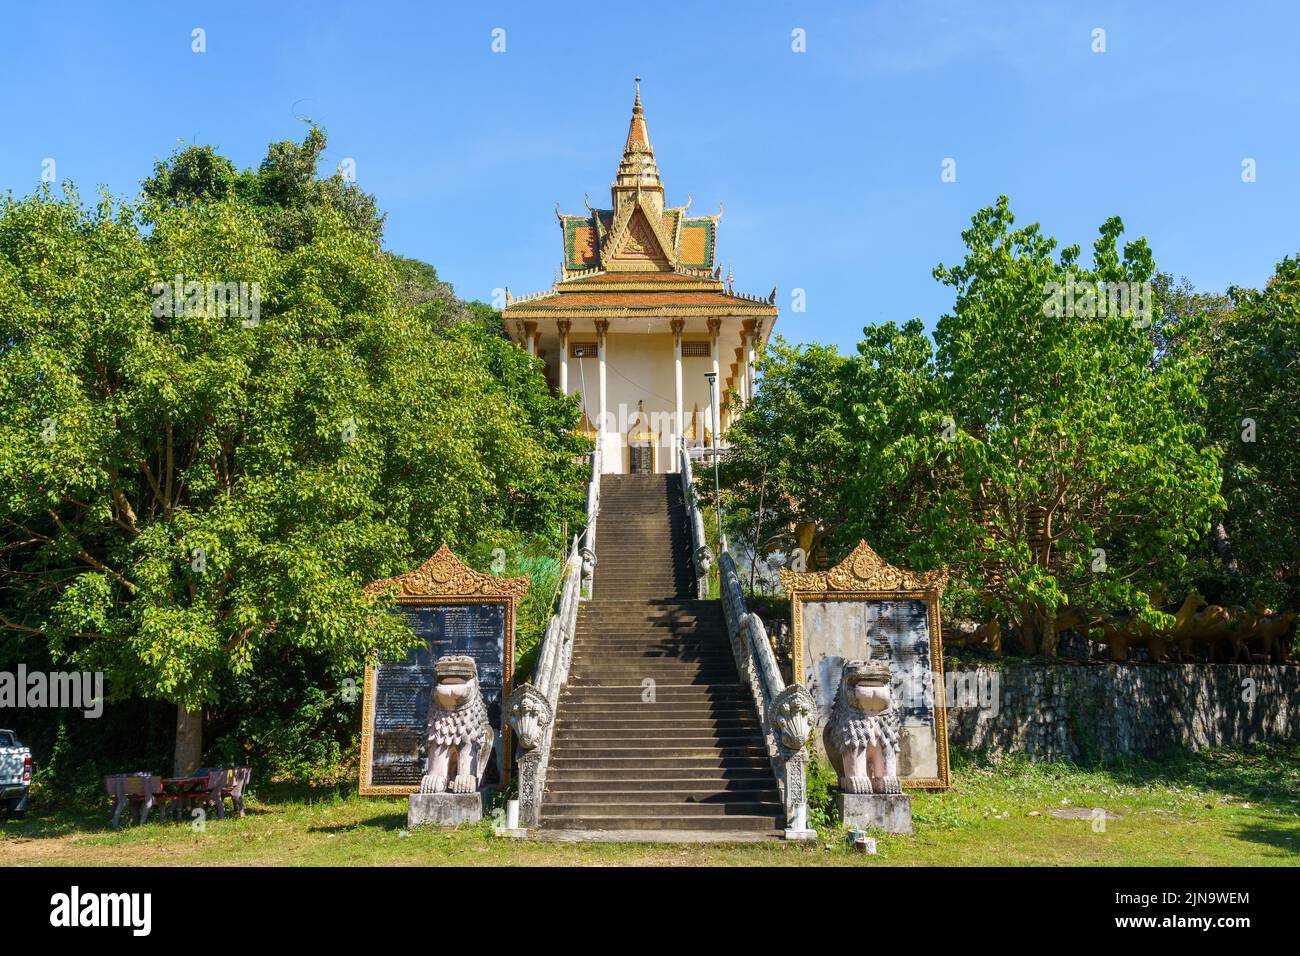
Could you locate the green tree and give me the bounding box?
[930,198,1223,652]
[721,323,940,570]
[727,198,1225,653]
[0,184,582,774]
[144,123,385,250]
[1204,259,1300,608]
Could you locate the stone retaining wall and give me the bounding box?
[944,663,1300,762]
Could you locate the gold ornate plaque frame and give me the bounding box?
[359,545,529,795]
[781,540,951,789]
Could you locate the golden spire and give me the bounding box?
[612,75,664,215]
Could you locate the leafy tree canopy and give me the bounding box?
[724,197,1228,650]
[0,180,583,717]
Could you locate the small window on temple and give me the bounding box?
[681,341,710,357]
[570,341,598,358]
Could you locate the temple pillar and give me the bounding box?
[671,319,684,470]
[596,320,609,467]
[743,319,757,403]
[524,321,538,359]
[708,318,722,448]
[557,320,570,395]
[737,333,749,406]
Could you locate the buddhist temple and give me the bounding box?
[503,79,778,474]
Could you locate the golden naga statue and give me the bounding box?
[950,592,1297,663]
[1094,591,1296,664]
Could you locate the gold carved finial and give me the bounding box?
[780,540,947,596]
[363,543,530,600]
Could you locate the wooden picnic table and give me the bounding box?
[104,767,249,828]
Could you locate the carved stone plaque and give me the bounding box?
[781,540,950,789]
[359,546,528,795]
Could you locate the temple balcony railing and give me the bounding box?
[678,440,816,839]
[683,443,733,468]
[505,443,600,828]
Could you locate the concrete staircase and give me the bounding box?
[539,473,783,838]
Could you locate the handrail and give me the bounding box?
[505,444,600,828]
[681,438,816,838]
[678,442,713,598]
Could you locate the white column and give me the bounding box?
[524,321,537,358]
[708,318,722,446]
[744,319,757,403]
[557,321,570,395]
[671,319,684,471]
[596,320,609,471]
[738,329,750,406]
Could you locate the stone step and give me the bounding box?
[572,635,728,644]
[546,771,775,788]
[555,717,760,731]
[560,689,750,702]
[556,709,757,722]
[577,613,721,623]
[570,656,732,666]
[544,799,782,817]
[547,755,771,770]
[569,660,735,670]
[545,744,768,759]
[576,632,722,639]
[591,569,686,577]
[572,639,733,647]
[538,813,783,832]
[568,674,739,686]
[567,675,736,687]
[561,687,748,697]
[570,658,733,668]
[577,650,738,658]
[573,633,726,641]
[556,701,755,714]
[580,599,717,607]
[592,583,693,590]
[551,735,765,748]
[543,789,778,806]
[569,660,734,671]
[552,725,762,738]
[593,572,688,578]
[574,627,722,636]
[571,643,734,657]
[557,711,757,724]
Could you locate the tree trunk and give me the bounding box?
[1019,605,1039,656]
[173,704,203,776]
[1212,521,1240,575]
[1039,614,1059,657]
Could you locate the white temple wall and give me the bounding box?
[564,331,717,474]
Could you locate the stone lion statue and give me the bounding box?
[824,659,902,795]
[419,655,495,795]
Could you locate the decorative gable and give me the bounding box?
[563,217,600,270]
[603,202,674,271]
[678,219,716,271]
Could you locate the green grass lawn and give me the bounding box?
[5,742,1297,866]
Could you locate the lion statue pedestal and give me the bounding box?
[825,660,913,835]
[407,655,496,828]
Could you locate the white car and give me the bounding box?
[0,729,32,819]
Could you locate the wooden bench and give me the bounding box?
[104,774,164,829]
[188,767,251,819]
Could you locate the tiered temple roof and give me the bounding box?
[503,79,778,321]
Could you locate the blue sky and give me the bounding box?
[2,1,1297,352]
